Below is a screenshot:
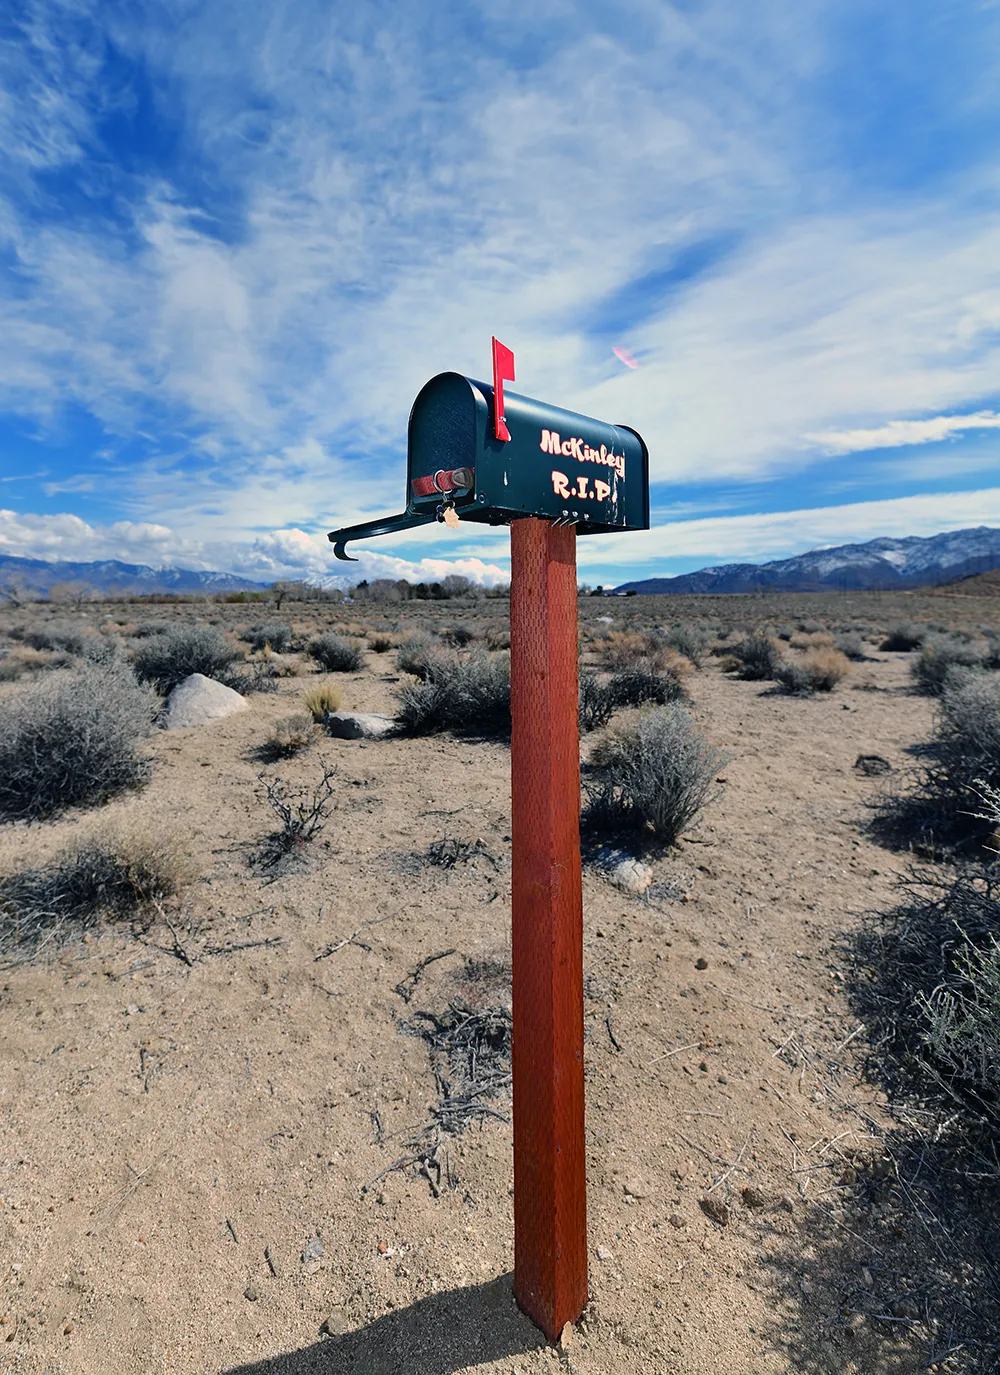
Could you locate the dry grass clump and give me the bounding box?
[789,630,835,649]
[240,621,295,653]
[598,631,655,671]
[583,705,728,844]
[396,651,510,736]
[308,633,364,673]
[0,827,192,961]
[302,680,342,722]
[262,712,317,760]
[0,664,158,822]
[484,624,510,651]
[132,624,242,694]
[367,634,393,653]
[775,647,852,694]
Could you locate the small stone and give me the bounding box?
[124,1004,139,1016]
[324,711,394,741]
[319,1307,349,1337]
[779,1193,795,1212]
[557,1323,575,1352]
[695,957,709,970]
[244,1285,260,1302]
[607,858,653,896]
[623,1179,649,1200]
[62,1322,74,1335]
[596,1245,614,1262]
[699,1196,730,1226]
[699,1061,709,1073]
[301,1236,325,1264]
[668,1213,685,1229]
[741,1185,770,1210]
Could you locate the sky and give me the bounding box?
[1,0,1000,589]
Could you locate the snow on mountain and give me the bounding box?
[615,526,1000,596]
[0,555,268,597]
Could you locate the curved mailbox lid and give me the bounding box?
[407,373,649,534]
[329,371,649,558]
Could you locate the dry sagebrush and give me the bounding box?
[0,663,158,822]
[0,826,192,961]
[583,705,728,844]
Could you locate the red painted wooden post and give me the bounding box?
[510,516,588,1341]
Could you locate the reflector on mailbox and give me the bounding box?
[328,371,649,559]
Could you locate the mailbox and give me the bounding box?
[328,371,649,559]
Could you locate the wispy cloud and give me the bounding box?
[0,1,999,572]
[808,411,1000,455]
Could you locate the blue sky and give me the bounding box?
[1,0,1000,587]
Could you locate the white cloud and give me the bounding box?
[576,488,1000,569]
[807,410,1000,455]
[0,509,508,586]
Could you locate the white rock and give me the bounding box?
[164,673,248,729]
[608,858,653,896]
[325,711,394,740]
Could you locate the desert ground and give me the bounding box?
[1,583,999,1375]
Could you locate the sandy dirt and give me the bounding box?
[0,600,982,1374]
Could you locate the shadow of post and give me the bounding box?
[225,1273,547,1375]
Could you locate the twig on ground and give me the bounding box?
[225,1218,239,1245]
[646,1041,699,1067]
[605,1013,622,1052]
[706,1131,752,1195]
[394,949,457,1003]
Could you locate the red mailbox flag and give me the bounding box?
[492,336,515,442]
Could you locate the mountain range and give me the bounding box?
[0,554,266,597]
[614,526,1000,595]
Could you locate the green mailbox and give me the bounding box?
[328,370,649,559]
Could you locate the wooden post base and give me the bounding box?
[509,517,588,1340]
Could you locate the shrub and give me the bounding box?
[218,660,281,694]
[880,622,926,652]
[19,623,89,655]
[485,624,510,651]
[0,664,158,822]
[583,706,728,844]
[132,624,241,694]
[774,647,851,694]
[262,712,316,760]
[912,635,990,695]
[255,763,336,869]
[396,652,510,736]
[440,623,476,648]
[133,621,171,639]
[834,631,867,661]
[579,673,616,733]
[396,635,437,679]
[872,669,1000,853]
[241,621,295,653]
[660,624,709,666]
[729,631,782,681]
[368,634,393,653]
[0,827,192,960]
[309,633,364,673]
[599,631,653,671]
[607,664,688,709]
